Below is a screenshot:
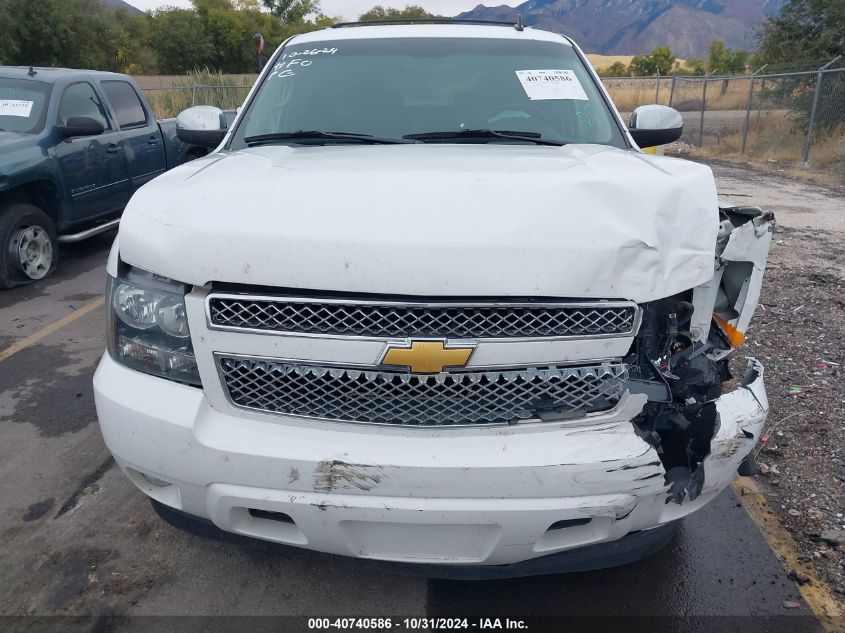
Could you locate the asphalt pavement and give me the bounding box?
[0,221,831,632]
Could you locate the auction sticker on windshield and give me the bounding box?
[515,70,588,101]
[0,99,34,117]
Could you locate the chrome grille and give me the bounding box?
[208,296,638,339]
[218,357,628,426]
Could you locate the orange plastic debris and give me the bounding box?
[713,314,746,348]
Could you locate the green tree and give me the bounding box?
[235,5,290,69]
[261,0,318,23]
[756,0,845,66]
[311,14,338,28]
[358,5,437,21]
[4,0,114,68]
[197,1,248,72]
[0,0,17,63]
[0,0,340,74]
[628,47,676,76]
[755,0,845,133]
[707,39,728,71]
[707,40,749,74]
[597,61,628,77]
[107,9,157,73]
[685,58,707,75]
[151,8,216,73]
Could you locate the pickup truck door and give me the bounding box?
[53,81,132,223]
[100,80,166,192]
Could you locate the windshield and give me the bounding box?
[231,36,626,148]
[0,78,51,134]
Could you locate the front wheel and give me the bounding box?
[0,203,58,289]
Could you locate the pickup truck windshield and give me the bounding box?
[0,78,51,134]
[231,37,626,148]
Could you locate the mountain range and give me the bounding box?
[457,0,785,58]
[103,0,143,14]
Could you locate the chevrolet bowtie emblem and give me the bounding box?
[381,340,474,374]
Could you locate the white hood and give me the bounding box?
[118,144,719,302]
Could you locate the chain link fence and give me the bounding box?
[141,59,845,171]
[602,57,845,171]
[142,84,252,120]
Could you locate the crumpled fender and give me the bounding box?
[690,204,775,356]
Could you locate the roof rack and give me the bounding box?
[330,19,520,29]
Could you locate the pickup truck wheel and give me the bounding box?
[0,203,58,289]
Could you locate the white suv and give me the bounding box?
[93,21,774,576]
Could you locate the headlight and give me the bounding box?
[107,267,201,386]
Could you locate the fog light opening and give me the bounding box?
[127,467,171,488]
[124,468,182,510]
[547,517,592,531]
[248,508,296,525]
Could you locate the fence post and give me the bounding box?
[803,56,842,165]
[699,73,710,147]
[668,74,677,107]
[741,64,767,155]
[655,70,661,103]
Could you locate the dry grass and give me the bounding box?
[751,123,844,172]
[603,79,664,111]
[587,54,695,72]
[677,76,752,111]
[586,54,635,70]
[604,72,845,175]
[686,113,845,175]
[603,76,755,111]
[142,69,254,119]
[133,73,257,90]
[723,114,805,159]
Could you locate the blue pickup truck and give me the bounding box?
[0,66,210,288]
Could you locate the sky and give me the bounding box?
[124,0,520,21]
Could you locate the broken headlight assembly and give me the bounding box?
[625,206,774,505]
[625,294,728,504]
[107,267,201,386]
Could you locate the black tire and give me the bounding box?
[0,202,58,289]
[737,453,757,477]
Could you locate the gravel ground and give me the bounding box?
[738,226,845,602]
[698,157,845,604]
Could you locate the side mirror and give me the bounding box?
[58,116,105,139]
[176,105,227,148]
[629,105,683,149]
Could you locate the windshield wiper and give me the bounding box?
[402,129,564,146]
[244,130,416,145]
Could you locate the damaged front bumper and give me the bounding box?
[93,353,767,569]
